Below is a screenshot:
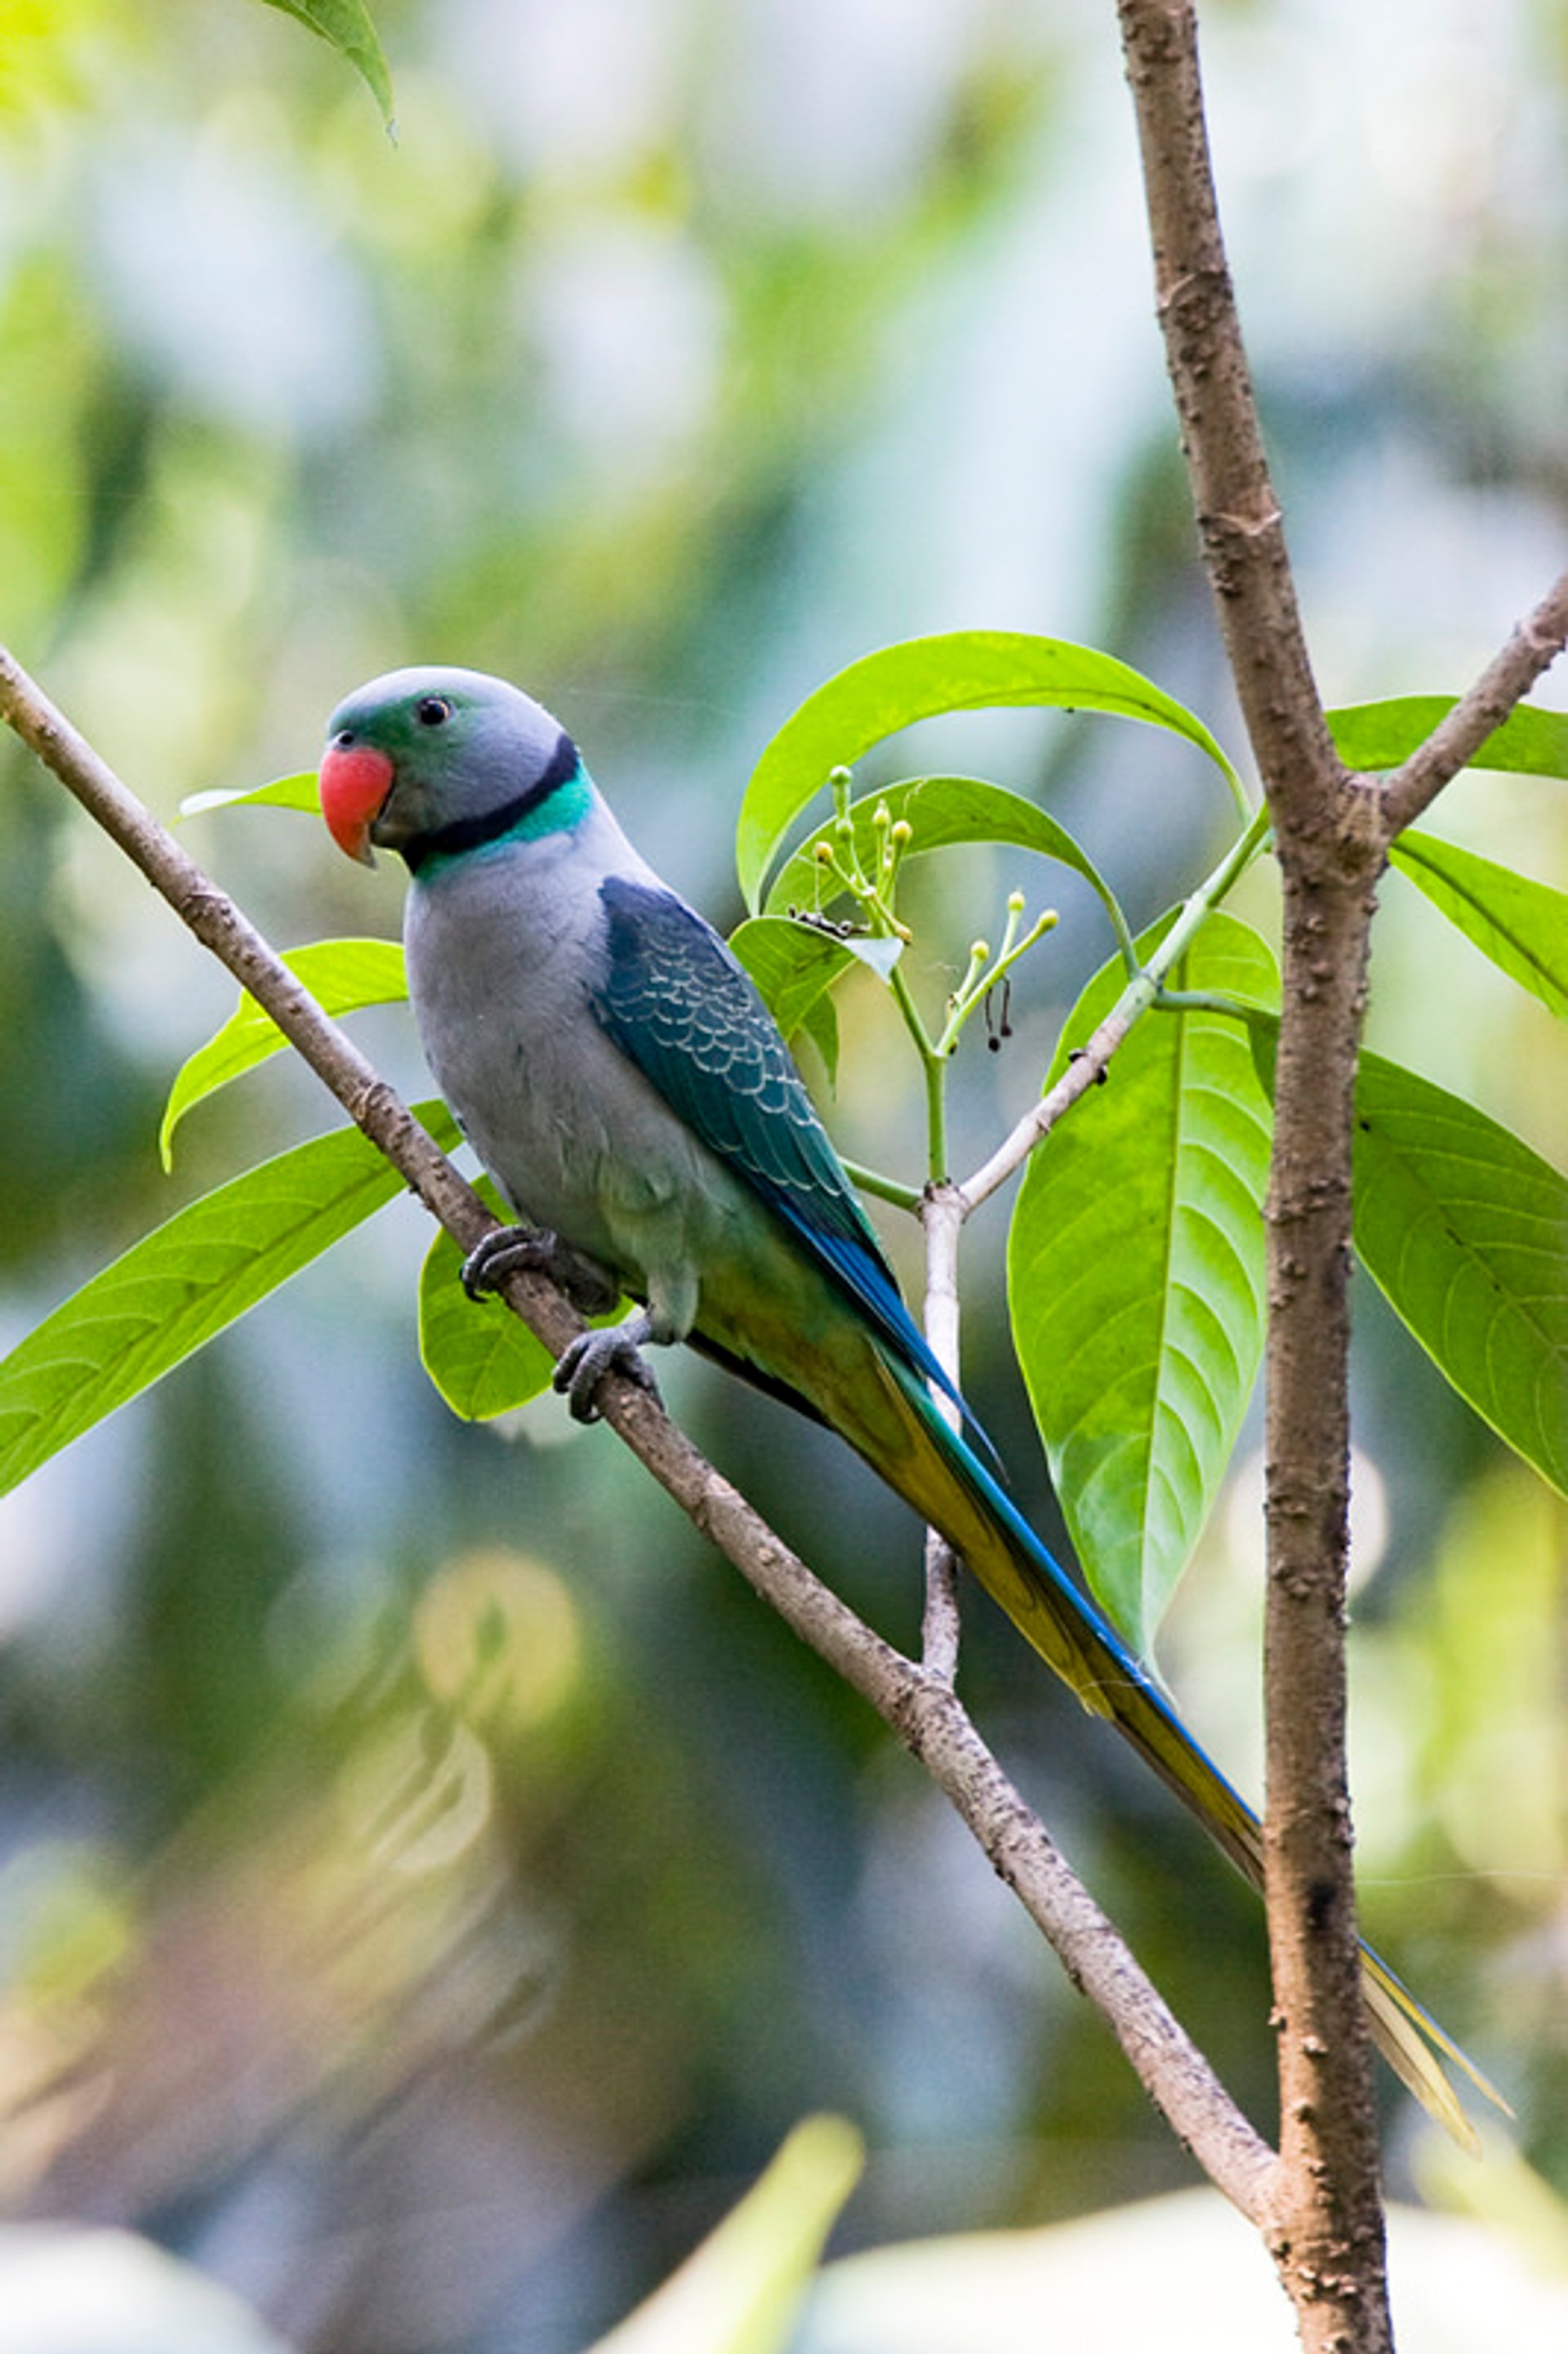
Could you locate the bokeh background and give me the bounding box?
[0,1,1564,2347]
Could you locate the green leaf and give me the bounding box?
[1008,913,1278,1650]
[180,770,321,818]
[729,916,850,1081]
[1327,696,1568,781]
[256,0,395,125]
[160,938,408,1168]
[418,1180,563,1420]
[586,2114,863,2354]
[737,631,1246,913]
[1388,832,1568,1019]
[762,772,1133,961]
[1353,1055,1568,1497]
[0,1104,459,1501]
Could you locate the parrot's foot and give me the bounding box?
[461,1224,619,1317]
[553,1313,663,1424]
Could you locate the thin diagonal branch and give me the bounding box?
[958,799,1270,1212]
[1379,570,1568,836]
[0,641,1278,2226]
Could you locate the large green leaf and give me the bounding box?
[737,632,1245,913]
[0,1104,459,1500]
[160,938,408,1167]
[418,1179,566,1420]
[1388,832,1568,1019]
[256,1,394,124]
[1327,696,1568,780]
[1007,913,1278,1651]
[1353,1055,1568,1497]
[761,773,1132,959]
[180,770,321,818]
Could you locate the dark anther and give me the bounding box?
[985,974,1013,1053]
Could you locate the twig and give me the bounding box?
[1378,570,1568,835]
[959,1002,1129,1213]
[0,640,1277,2225]
[958,802,1269,1212]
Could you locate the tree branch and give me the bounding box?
[0,640,1278,2227]
[1378,569,1568,836]
[1115,0,1343,845]
[1114,5,1388,2343]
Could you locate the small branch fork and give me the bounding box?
[1114,2,1567,2346]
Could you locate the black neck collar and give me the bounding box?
[400,731,581,876]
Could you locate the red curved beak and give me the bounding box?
[318,744,396,866]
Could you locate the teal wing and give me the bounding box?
[590,876,962,1408]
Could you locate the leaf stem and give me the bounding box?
[885,958,949,1181]
[1116,801,1272,1023]
[841,1157,924,1212]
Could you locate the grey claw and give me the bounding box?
[461,1224,553,1300]
[461,1225,621,1317]
[553,1321,661,1424]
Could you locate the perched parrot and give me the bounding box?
[318,663,1494,2143]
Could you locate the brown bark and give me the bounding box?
[1117,3,1568,2341]
[1115,3,1392,2342]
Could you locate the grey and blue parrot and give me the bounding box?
[318,663,1494,2142]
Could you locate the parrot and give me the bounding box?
[318,662,1497,2145]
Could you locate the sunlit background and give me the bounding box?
[0,1,1564,2347]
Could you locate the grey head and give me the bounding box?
[320,666,582,872]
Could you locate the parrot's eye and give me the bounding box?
[416,696,454,727]
[332,727,355,748]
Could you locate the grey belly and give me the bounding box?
[416,989,722,1300]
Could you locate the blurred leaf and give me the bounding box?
[256,0,394,125]
[1353,1054,1568,1498]
[1008,912,1278,1650]
[1327,697,1568,780]
[729,916,849,1081]
[418,1179,563,1420]
[0,263,92,633]
[764,773,1131,959]
[180,771,321,818]
[1388,832,1568,1019]
[0,1104,459,1500]
[737,631,1246,912]
[160,938,408,1167]
[588,2115,864,2354]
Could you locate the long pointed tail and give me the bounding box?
[858,1346,1503,2149]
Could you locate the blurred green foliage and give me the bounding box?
[0,2,1565,2349]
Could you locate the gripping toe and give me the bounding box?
[553,1315,660,1422]
[462,1226,619,1317]
[461,1224,551,1300]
